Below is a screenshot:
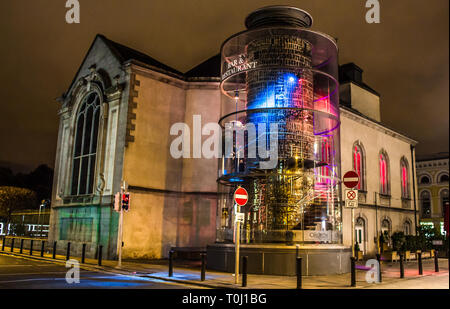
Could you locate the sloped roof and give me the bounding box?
[185,54,221,79]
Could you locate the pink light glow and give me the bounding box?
[353,146,362,190]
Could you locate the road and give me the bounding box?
[0,255,202,289]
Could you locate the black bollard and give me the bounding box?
[98,245,103,266]
[52,241,57,259]
[66,242,71,261]
[376,253,382,282]
[30,239,34,256]
[350,257,356,287]
[200,253,206,281]
[81,244,86,264]
[242,256,248,287]
[296,257,302,289]
[40,240,45,257]
[399,253,404,278]
[434,250,439,272]
[418,252,423,275]
[20,239,24,254]
[168,250,174,277]
[10,238,14,252]
[1,236,5,251]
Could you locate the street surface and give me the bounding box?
[0,255,202,289]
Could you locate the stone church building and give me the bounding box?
[48,34,418,260]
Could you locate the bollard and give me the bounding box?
[30,239,34,256]
[10,238,14,252]
[168,250,174,277]
[66,242,71,261]
[52,241,57,259]
[20,239,24,254]
[350,257,356,287]
[98,245,103,266]
[434,250,439,272]
[242,256,248,287]
[1,236,5,251]
[399,253,404,278]
[200,253,206,281]
[376,253,382,283]
[81,244,86,264]
[296,257,302,289]
[418,252,423,275]
[40,240,45,257]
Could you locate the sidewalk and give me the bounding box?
[0,244,448,289]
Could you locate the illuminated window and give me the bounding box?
[400,157,409,199]
[71,92,101,196]
[379,151,389,195]
[420,190,431,218]
[352,143,365,190]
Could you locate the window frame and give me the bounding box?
[400,157,410,199]
[352,141,366,191]
[379,150,390,196]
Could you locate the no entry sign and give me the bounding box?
[343,170,360,189]
[234,187,248,206]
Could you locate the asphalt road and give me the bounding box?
[0,255,201,289]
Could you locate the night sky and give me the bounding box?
[0,0,448,172]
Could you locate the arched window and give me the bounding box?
[419,175,431,184]
[440,189,449,216]
[438,173,449,183]
[403,220,412,235]
[420,190,431,218]
[400,157,410,199]
[379,151,389,195]
[353,143,365,190]
[70,92,101,195]
[381,218,391,235]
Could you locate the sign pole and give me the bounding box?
[351,207,355,258]
[117,180,126,268]
[235,203,240,284]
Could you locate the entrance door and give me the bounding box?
[355,224,365,254]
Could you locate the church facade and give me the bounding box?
[48,34,418,260]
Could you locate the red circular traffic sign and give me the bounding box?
[234,187,248,206]
[343,170,360,189]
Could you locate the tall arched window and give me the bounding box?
[403,220,412,235]
[420,190,431,218]
[400,157,410,199]
[379,151,389,195]
[71,92,101,195]
[353,143,365,190]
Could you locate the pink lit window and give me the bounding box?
[401,161,409,198]
[380,154,388,195]
[353,146,363,190]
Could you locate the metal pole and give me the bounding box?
[376,253,382,282]
[20,239,24,254]
[10,238,14,252]
[168,250,173,277]
[30,239,33,256]
[242,256,248,287]
[52,241,57,259]
[434,250,439,272]
[235,204,240,284]
[40,240,45,257]
[98,245,103,266]
[296,257,302,289]
[399,253,404,278]
[418,251,423,275]
[66,242,71,261]
[351,208,355,258]
[201,253,206,281]
[1,236,5,251]
[350,257,356,287]
[81,244,86,264]
[410,145,418,235]
[117,180,126,268]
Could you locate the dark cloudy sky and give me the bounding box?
[0,0,448,172]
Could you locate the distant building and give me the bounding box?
[48,34,418,259]
[416,153,449,235]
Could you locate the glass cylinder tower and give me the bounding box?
[209,6,349,276]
